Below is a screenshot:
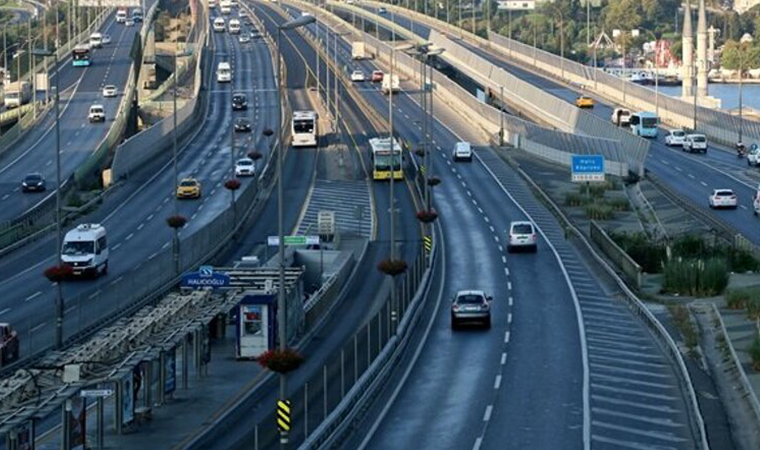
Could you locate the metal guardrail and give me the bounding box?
[500,153,709,450]
[589,220,643,289]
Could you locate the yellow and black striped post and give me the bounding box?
[277,399,291,437]
[423,235,432,254]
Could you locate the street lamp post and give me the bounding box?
[276,15,315,449]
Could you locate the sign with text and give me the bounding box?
[79,0,141,7]
[571,155,605,182]
[267,235,320,246]
[81,389,113,398]
[181,266,231,288]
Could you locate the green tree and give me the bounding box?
[721,40,760,73]
[603,0,642,32]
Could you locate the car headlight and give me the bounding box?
[22,182,27,186]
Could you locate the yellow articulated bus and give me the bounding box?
[370,137,403,181]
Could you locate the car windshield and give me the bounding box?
[673,131,685,137]
[238,160,253,166]
[236,119,249,125]
[716,191,734,197]
[25,174,42,181]
[512,224,533,234]
[457,294,484,304]
[63,241,94,255]
[180,180,197,187]
[233,95,245,102]
[693,136,706,142]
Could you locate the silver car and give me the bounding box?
[451,290,492,329]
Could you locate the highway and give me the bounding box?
[0,6,279,357]
[363,4,760,247]
[299,4,702,449]
[0,9,146,223]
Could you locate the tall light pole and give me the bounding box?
[641,29,660,117]
[276,15,315,449]
[33,44,61,348]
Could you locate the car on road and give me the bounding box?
[452,141,472,161]
[101,34,112,45]
[754,190,760,215]
[708,189,737,209]
[62,223,109,277]
[235,158,256,176]
[102,85,117,97]
[232,92,248,110]
[234,118,252,132]
[125,18,135,27]
[575,95,594,108]
[451,290,492,329]
[683,134,708,153]
[371,70,384,82]
[507,220,538,252]
[177,178,202,199]
[748,148,760,166]
[611,107,631,126]
[21,173,46,192]
[88,104,106,122]
[665,129,686,147]
[351,70,365,82]
[239,34,251,44]
[378,7,387,14]
[89,32,103,48]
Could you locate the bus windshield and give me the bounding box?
[293,119,314,134]
[72,48,91,66]
[642,117,657,128]
[374,154,402,171]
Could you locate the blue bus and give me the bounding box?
[72,45,91,67]
[629,111,658,138]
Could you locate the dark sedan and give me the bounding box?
[21,173,46,192]
[234,118,252,132]
[232,93,248,111]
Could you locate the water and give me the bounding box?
[657,84,760,111]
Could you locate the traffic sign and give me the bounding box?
[80,389,113,398]
[267,236,320,246]
[571,155,605,182]
[181,266,231,288]
[276,399,291,433]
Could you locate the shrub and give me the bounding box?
[44,265,73,282]
[747,296,760,320]
[748,336,760,372]
[68,192,85,208]
[257,348,304,373]
[585,202,613,220]
[668,305,699,356]
[672,234,707,259]
[726,289,751,310]
[564,193,587,207]
[728,248,760,273]
[579,183,607,198]
[166,215,188,229]
[427,176,441,186]
[608,231,666,273]
[662,258,729,297]
[224,179,242,191]
[378,259,408,276]
[416,210,438,223]
[607,197,631,212]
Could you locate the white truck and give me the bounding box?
[3,81,30,109]
[381,74,399,95]
[611,107,631,127]
[62,223,109,277]
[352,42,366,60]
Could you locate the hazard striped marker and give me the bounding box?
[277,399,291,433]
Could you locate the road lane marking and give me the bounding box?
[504,331,510,343]
[483,405,493,421]
[25,291,42,302]
[126,233,134,240]
[494,375,502,389]
[507,281,512,290]
[501,256,506,263]
[700,181,707,187]
[740,205,748,210]
[501,352,507,365]
[472,438,483,450]
[687,174,695,179]
[508,313,512,324]
[509,296,513,306]
[0,307,10,316]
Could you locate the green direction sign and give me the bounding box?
[268,236,320,246]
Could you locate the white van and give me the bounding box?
[116,9,128,23]
[213,17,226,32]
[217,62,232,82]
[88,104,106,122]
[228,18,241,34]
[220,2,232,14]
[89,32,103,48]
[452,141,472,161]
[62,224,109,277]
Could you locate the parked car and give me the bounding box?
[21,173,46,192]
[683,134,708,153]
[234,118,252,132]
[351,70,365,82]
[507,220,538,252]
[664,129,686,147]
[235,158,256,177]
[451,290,492,329]
[176,178,202,199]
[708,189,737,209]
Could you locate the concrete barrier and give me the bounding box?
[589,220,642,289]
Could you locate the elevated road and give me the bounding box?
[0,8,149,224]
[0,6,279,357]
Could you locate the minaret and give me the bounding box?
[682,0,693,98]
[696,0,709,97]
[708,25,718,64]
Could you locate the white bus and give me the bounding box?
[369,137,403,180]
[62,223,109,277]
[291,111,318,147]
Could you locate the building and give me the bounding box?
[734,0,760,13]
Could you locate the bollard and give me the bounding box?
[340,349,345,398]
[182,334,189,390]
[323,365,328,418]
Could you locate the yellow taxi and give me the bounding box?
[575,95,594,108]
[176,178,201,199]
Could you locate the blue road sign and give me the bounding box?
[571,155,605,182]
[181,266,230,288]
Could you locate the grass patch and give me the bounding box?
[748,336,760,372]
[607,197,631,212]
[585,202,614,220]
[668,304,700,357]
[608,231,666,273]
[726,289,752,310]
[662,258,729,297]
[564,192,588,207]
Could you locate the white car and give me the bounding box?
[239,34,250,43]
[748,148,760,167]
[88,104,106,122]
[125,18,135,26]
[350,70,365,82]
[683,134,708,153]
[102,85,117,97]
[507,221,537,252]
[753,190,760,215]
[708,189,738,209]
[665,129,686,147]
[235,158,255,177]
[101,34,112,45]
[452,141,472,161]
